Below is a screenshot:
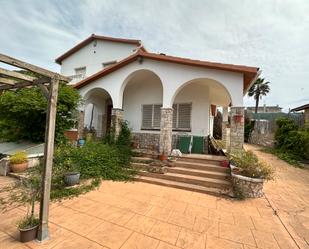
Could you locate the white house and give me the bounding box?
[55,34,260,155]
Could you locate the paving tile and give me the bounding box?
[148,195,169,207]
[176,228,206,249]
[252,230,280,249]
[148,221,181,245]
[206,235,243,249]
[197,196,217,209]
[165,200,188,213]
[0,235,30,249]
[146,206,172,221]
[86,221,133,249]
[120,232,159,249]
[185,204,208,219]
[26,223,74,249]
[52,233,106,249]
[157,241,181,249]
[219,222,256,247]
[233,214,255,228]
[208,209,234,225]
[251,216,283,233]
[124,214,156,234]
[193,217,218,235]
[62,197,98,212]
[168,211,196,229]
[273,232,299,249]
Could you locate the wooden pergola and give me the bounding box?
[0,53,70,241]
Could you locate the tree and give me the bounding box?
[0,82,81,143]
[248,78,270,113]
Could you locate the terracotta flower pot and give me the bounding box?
[10,162,28,173]
[159,154,168,161]
[19,225,38,243]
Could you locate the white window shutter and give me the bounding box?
[142,105,153,128]
[153,105,162,128]
[178,103,191,129]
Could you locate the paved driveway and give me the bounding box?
[245,144,309,249]
[0,178,298,249]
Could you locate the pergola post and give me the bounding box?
[37,76,60,241]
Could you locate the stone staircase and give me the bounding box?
[132,153,232,196]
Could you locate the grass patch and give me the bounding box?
[261,147,304,168]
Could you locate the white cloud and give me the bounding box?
[0,0,308,110]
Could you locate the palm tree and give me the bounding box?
[248,78,270,113]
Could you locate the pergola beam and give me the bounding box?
[0,77,16,85]
[0,67,37,81]
[0,78,50,90]
[0,53,70,82]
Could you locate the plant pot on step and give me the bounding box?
[19,225,38,243]
[64,172,80,186]
[10,162,28,173]
[159,154,168,161]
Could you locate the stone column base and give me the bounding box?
[229,107,245,153]
[159,108,173,155]
[111,108,123,138]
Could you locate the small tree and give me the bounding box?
[248,78,270,113]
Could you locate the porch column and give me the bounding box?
[229,106,245,153]
[111,108,123,138]
[77,110,84,139]
[221,107,229,149]
[159,108,173,155]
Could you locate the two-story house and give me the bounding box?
[55,34,260,155]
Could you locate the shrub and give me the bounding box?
[0,82,81,143]
[53,141,135,181]
[229,151,274,180]
[274,117,309,160]
[10,151,28,164]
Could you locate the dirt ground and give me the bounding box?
[245,144,309,249]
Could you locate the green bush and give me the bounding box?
[53,141,135,181]
[0,82,81,143]
[274,117,309,160]
[229,151,274,180]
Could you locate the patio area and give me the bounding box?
[0,180,297,249]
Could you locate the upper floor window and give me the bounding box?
[102,60,117,68]
[72,67,86,81]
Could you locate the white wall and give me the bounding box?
[173,83,210,136]
[60,40,138,78]
[123,73,163,133]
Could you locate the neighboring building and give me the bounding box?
[291,103,309,128]
[246,104,282,113]
[55,34,260,154]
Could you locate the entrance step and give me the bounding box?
[138,171,231,190]
[167,167,229,180]
[174,161,228,173]
[179,154,226,165]
[135,175,231,196]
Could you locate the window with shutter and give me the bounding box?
[172,103,191,131]
[142,104,162,129]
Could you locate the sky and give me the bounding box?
[0,0,308,111]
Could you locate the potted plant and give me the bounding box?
[10,151,28,173]
[62,158,80,186]
[228,150,274,198]
[0,174,40,242]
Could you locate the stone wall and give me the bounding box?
[232,173,264,198]
[249,119,274,147]
[159,108,173,155]
[77,110,84,139]
[230,107,245,153]
[132,132,160,151]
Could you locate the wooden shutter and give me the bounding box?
[153,104,162,128]
[142,105,153,128]
[178,103,191,129]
